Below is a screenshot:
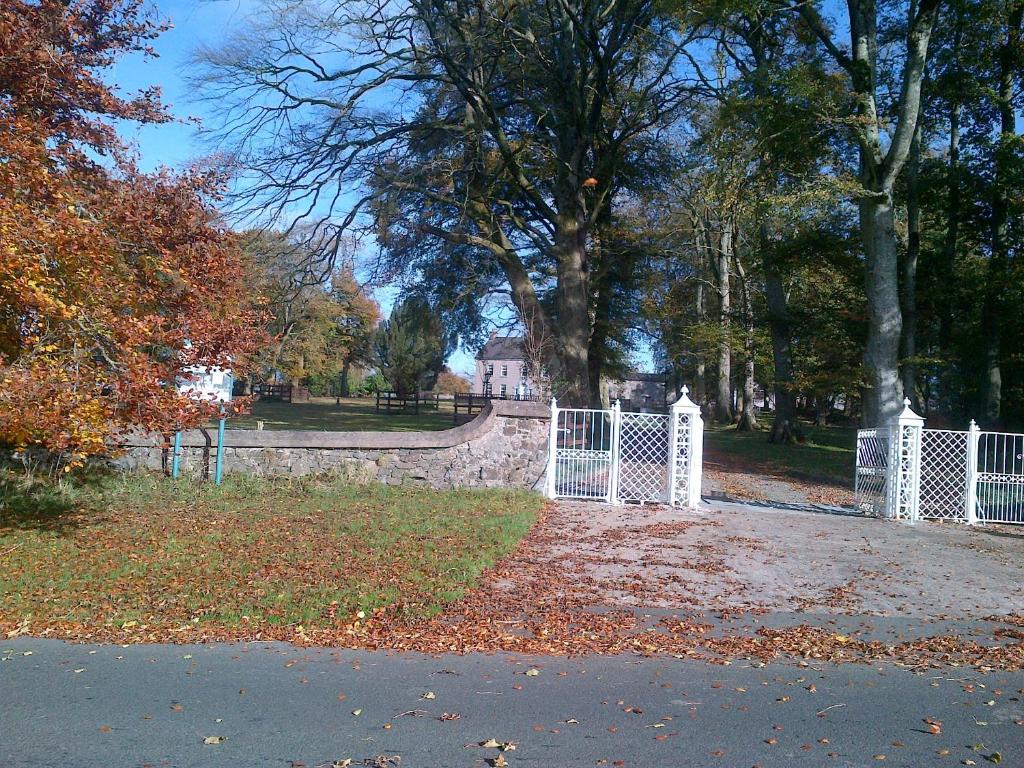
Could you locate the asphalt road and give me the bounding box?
[3,637,1023,768]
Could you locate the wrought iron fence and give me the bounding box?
[854,402,1024,526]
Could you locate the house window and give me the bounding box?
[484,382,492,395]
[500,384,507,397]
[486,363,493,375]
[501,364,508,377]
[520,364,528,378]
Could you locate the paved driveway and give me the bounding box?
[524,499,1024,618]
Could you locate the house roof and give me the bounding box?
[476,336,526,360]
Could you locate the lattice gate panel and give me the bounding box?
[919,429,968,521]
[616,412,670,503]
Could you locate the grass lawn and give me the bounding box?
[704,416,856,486]
[0,472,542,634]
[225,396,457,432]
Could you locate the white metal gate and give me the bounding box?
[855,426,891,516]
[854,400,1024,525]
[546,389,703,507]
[976,431,1024,524]
[548,407,616,500]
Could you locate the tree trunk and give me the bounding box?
[937,10,964,415]
[714,224,733,424]
[901,123,922,412]
[693,213,708,404]
[340,358,352,397]
[860,193,904,427]
[554,216,592,407]
[735,254,758,431]
[762,227,804,443]
[938,96,962,413]
[980,2,1021,426]
[814,395,830,426]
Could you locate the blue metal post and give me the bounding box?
[171,430,182,479]
[214,408,226,485]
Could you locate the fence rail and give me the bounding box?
[375,391,420,414]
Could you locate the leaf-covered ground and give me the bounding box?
[4,474,1024,672]
[0,474,539,633]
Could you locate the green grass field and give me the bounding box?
[704,416,856,485]
[225,396,457,432]
[0,472,541,629]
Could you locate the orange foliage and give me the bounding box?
[0,0,265,463]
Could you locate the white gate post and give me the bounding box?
[887,398,924,522]
[669,386,704,509]
[965,419,979,525]
[608,399,622,504]
[545,397,559,499]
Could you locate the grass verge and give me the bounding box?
[0,471,541,633]
[704,416,856,486]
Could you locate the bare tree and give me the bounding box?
[193,0,702,405]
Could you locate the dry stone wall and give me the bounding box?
[116,400,551,491]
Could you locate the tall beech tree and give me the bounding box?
[0,0,263,464]
[796,0,942,426]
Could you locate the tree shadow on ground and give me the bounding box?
[0,471,97,534]
[706,494,860,517]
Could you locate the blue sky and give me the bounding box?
[109,0,481,375]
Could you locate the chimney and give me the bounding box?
[489,329,498,340]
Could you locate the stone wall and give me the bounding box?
[115,400,552,491]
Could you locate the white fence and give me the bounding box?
[855,400,1024,525]
[546,387,703,507]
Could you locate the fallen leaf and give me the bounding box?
[351,709,362,716]
[202,736,226,745]
[422,691,435,700]
[524,668,539,677]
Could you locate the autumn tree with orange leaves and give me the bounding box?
[0,0,264,467]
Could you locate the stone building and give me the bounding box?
[473,332,667,407]
[473,333,539,398]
